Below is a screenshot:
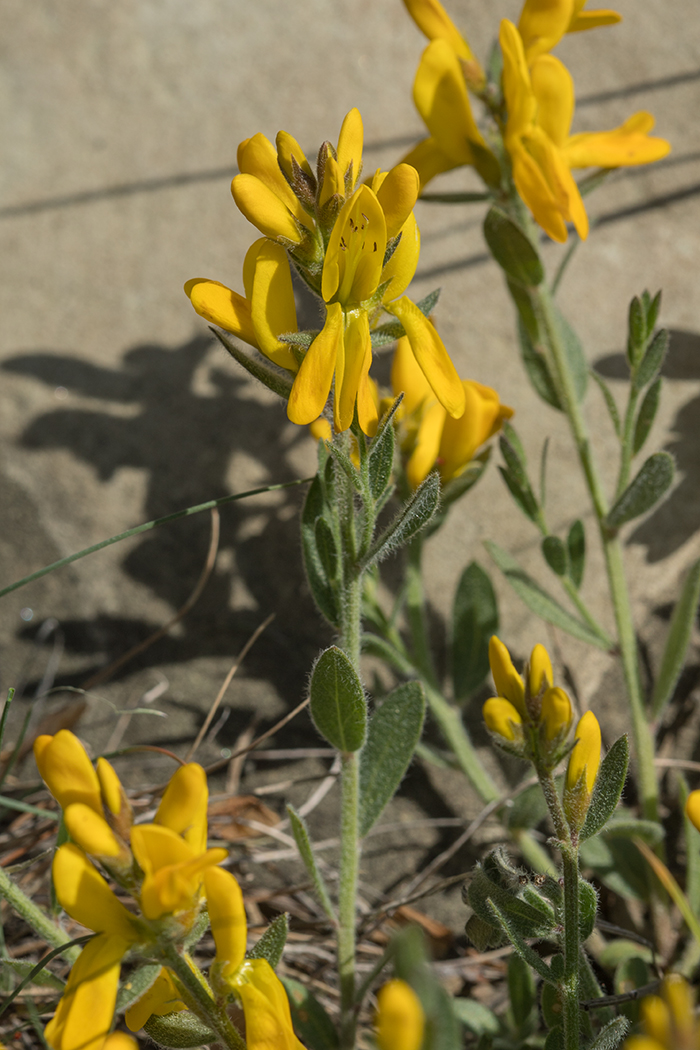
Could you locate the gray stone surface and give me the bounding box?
[1,0,700,913]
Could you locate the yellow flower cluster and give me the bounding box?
[34,731,303,1050]
[186,109,465,435]
[624,974,700,1050]
[402,0,670,242]
[483,637,602,816]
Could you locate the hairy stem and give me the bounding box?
[160,943,246,1050]
[0,867,81,965]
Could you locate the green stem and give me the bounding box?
[616,384,640,499]
[561,845,582,1050]
[338,750,360,1050]
[534,284,658,822]
[160,944,246,1050]
[0,867,80,964]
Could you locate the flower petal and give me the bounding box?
[399,137,459,191]
[500,20,538,139]
[376,980,425,1050]
[413,40,486,163]
[52,844,139,940]
[483,697,523,741]
[45,933,128,1050]
[34,731,102,814]
[238,133,313,229]
[234,959,305,1050]
[510,144,569,243]
[203,866,247,979]
[375,164,420,240]
[488,637,526,717]
[319,153,345,207]
[96,758,124,818]
[438,380,512,480]
[335,309,372,433]
[386,298,465,418]
[125,969,187,1032]
[287,302,343,425]
[154,763,209,853]
[568,8,621,32]
[63,803,123,859]
[528,643,553,696]
[231,174,303,244]
[566,711,601,792]
[381,213,420,303]
[530,55,574,148]
[185,278,258,347]
[541,687,573,740]
[391,335,433,414]
[336,108,364,192]
[402,0,477,63]
[517,0,574,63]
[275,130,313,180]
[407,401,445,490]
[324,185,387,305]
[564,112,671,168]
[251,242,300,371]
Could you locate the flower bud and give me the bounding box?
[483,697,523,742]
[376,979,425,1050]
[564,711,601,831]
[488,636,526,718]
[540,687,573,742]
[528,643,553,698]
[685,789,700,833]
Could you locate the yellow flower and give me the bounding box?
[400,38,498,191]
[402,0,480,68]
[500,19,670,242]
[375,979,425,1050]
[624,974,700,1050]
[185,237,299,372]
[203,866,305,1050]
[287,169,465,434]
[565,711,601,794]
[390,335,512,489]
[686,789,700,833]
[484,637,573,749]
[518,0,621,65]
[131,824,226,921]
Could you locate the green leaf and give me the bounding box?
[507,277,539,341]
[359,681,425,836]
[580,735,629,841]
[498,466,540,524]
[368,399,399,501]
[578,878,598,940]
[541,982,563,1029]
[635,328,668,390]
[566,519,586,589]
[301,476,338,626]
[415,288,441,316]
[599,940,652,969]
[588,1017,630,1050]
[499,430,529,488]
[486,901,553,982]
[314,517,338,584]
[627,295,646,366]
[247,912,290,969]
[542,536,567,577]
[650,557,700,719]
[602,817,664,844]
[485,541,608,648]
[579,835,648,901]
[646,290,662,333]
[116,963,162,1012]
[287,802,335,919]
[371,321,405,348]
[483,207,544,286]
[633,377,662,455]
[325,440,362,491]
[508,953,536,1028]
[309,647,367,752]
[590,369,621,438]
[451,561,499,701]
[3,958,65,992]
[278,329,317,349]
[212,328,294,401]
[606,452,675,530]
[544,1027,565,1050]
[364,472,440,567]
[516,317,562,409]
[281,977,339,1050]
[452,998,499,1037]
[144,1012,218,1048]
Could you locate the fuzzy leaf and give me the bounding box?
[554,304,588,402]
[578,878,598,940]
[580,735,629,841]
[634,328,668,390]
[247,912,290,969]
[115,963,162,1012]
[281,977,339,1050]
[606,452,674,530]
[452,998,499,1036]
[633,377,662,455]
[485,541,608,649]
[508,953,536,1029]
[359,681,425,836]
[415,288,441,316]
[486,901,553,982]
[590,369,621,437]
[301,476,338,626]
[368,399,399,500]
[451,561,499,701]
[650,557,700,719]
[542,536,567,577]
[309,646,367,752]
[498,467,541,523]
[3,959,65,992]
[517,317,562,409]
[483,207,544,286]
[212,328,294,400]
[627,296,646,365]
[588,1017,630,1050]
[567,519,586,589]
[144,1012,217,1048]
[314,518,338,584]
[364,472,440,567]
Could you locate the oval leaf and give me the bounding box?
[567,519,586,589]
[633,377,662,455]
[247,912,290,969]
[359,681,425,836]
[607,452,675,530]
[309,646,367,752]
[542,535,567,577]
[580,735,629,841]
[144,1012,217,1048]
[635,328,669,390]
[484,207,544,286]
[452,561,499,701]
